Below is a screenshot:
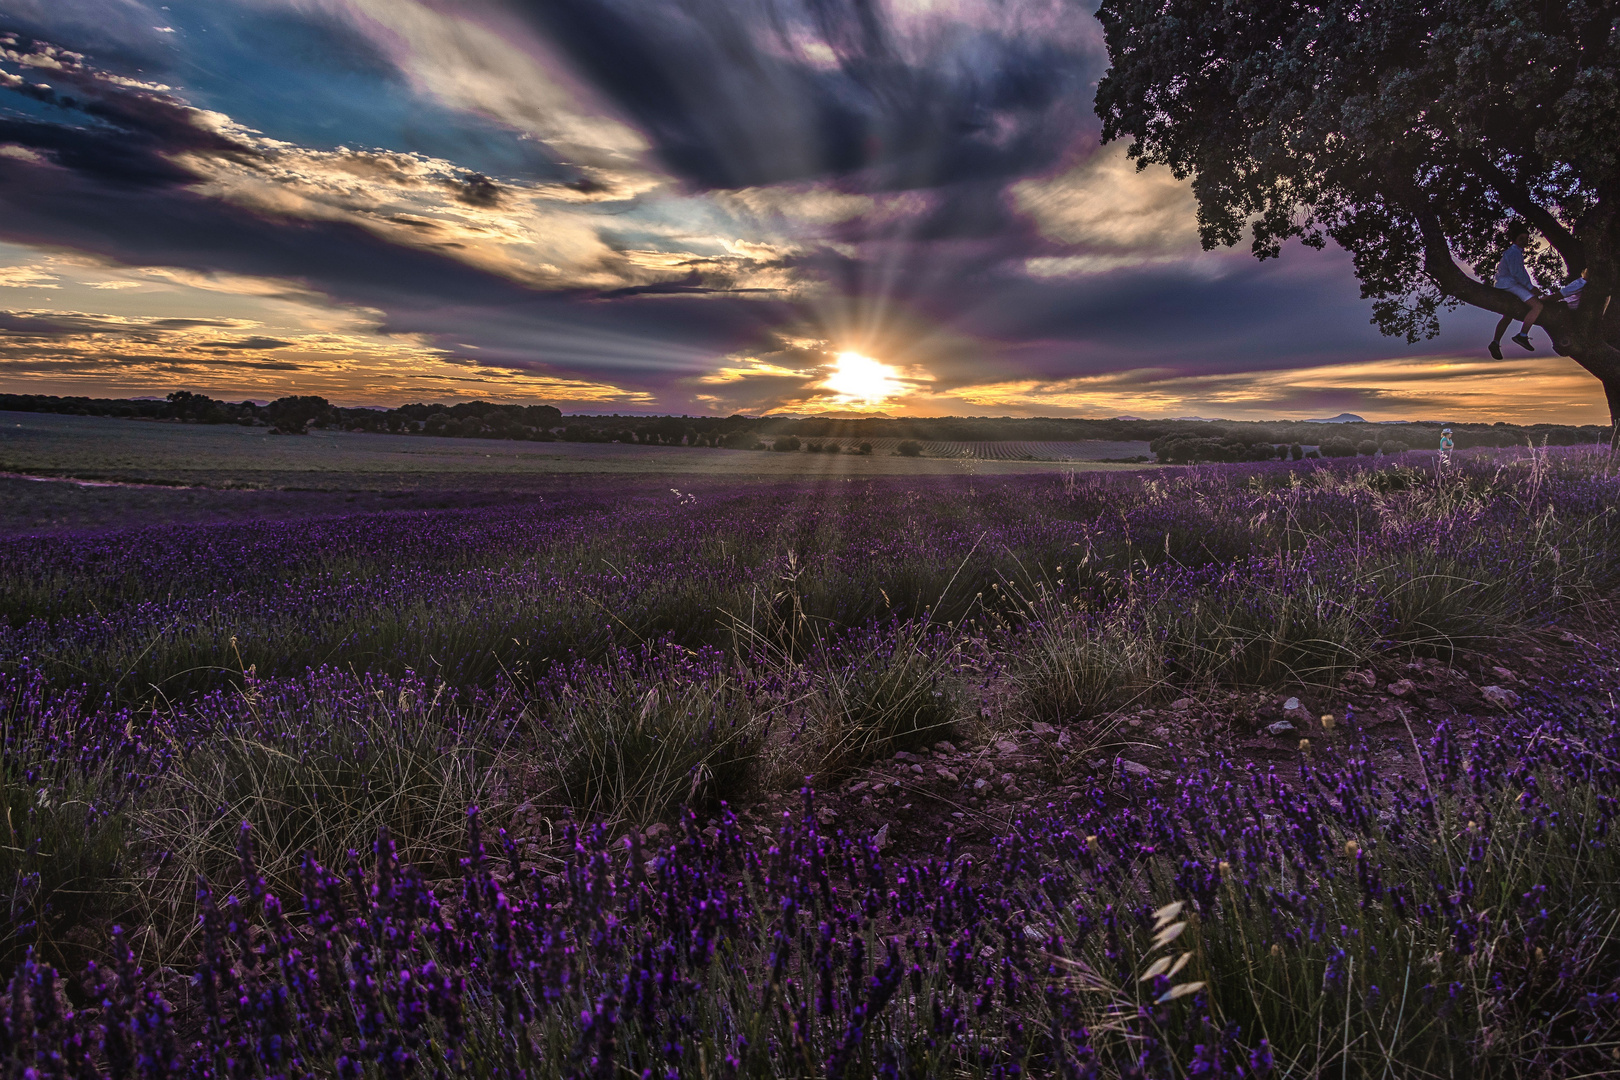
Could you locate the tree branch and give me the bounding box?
[1465,152,1586,273]
[1407,196,1620,392]
[1412,199,1528,315]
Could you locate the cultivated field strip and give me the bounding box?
[794,437,1151,460]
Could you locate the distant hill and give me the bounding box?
[1306,412,1367,424]
[813,410,896,420]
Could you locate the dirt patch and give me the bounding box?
[728,611,1618,864]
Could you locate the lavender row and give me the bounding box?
[3,451,1616,700]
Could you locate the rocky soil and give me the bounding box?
[726,622,1613,865]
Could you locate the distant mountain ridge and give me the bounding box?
[1305,412,1366,424]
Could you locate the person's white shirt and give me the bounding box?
[1559,277,1587,309]
[1493,244,1536,301]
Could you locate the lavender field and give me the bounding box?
[4,448,1620,1077]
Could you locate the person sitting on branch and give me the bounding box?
[1488,221,1542,359]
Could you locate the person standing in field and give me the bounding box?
[1488,221,1543,359]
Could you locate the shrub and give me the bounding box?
[773,435,801,452]
[1013,600,1162,724]
[135,670,511,953]
[1320,436,1358,457]
[539,649,771,825]
[1150,435,1279,464]
[897,440,923,456]
[1290,442,1304,460]
[1357,438,1379,456]
[1382,439,1409,454]
[0,706,139,966]
[859,442,873,454]
[800,620,966,776]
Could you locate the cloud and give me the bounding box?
[303,0,654,174]
[0,294,659,405]
[1012,141,1201,260]
[944,353,1610,424]
[198,336,296,349]
[506,0,1100,192]
[0,264,59,288]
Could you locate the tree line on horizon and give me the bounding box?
[0,389,1611,459]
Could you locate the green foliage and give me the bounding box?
[1320,437,1357,458]
[1151,434,1279,464]
[897,439,923,457]
[264,395,333,434]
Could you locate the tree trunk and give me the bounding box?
[1607,375,1620,451]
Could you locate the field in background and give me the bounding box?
[0,411,1150,482]
[0,411,1154,533]
[780,437,1152,460]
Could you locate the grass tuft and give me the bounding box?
[540,649,772,825]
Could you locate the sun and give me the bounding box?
[822,351,904,406]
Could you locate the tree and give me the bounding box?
[265,395,331,434]
[1094,2,1620,442]
[164,390,226,424]
[897,440,924,457]
[1321,437,1358,458]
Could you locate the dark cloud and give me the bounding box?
[0,310,96,335]
[197,336,295,350]
[520,0,1097,191]
[594,270,783,299]
[145,318,238,329]
[0,310,252,339]
[451,173,502,208]
[0,43,259,188]
[0,148,797,383]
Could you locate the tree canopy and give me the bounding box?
[1093,0,1620,432]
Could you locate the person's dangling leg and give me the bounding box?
[1489,313,1512,359]
[1511,297,1543,350]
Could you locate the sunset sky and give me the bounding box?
[0,0,1605,422]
